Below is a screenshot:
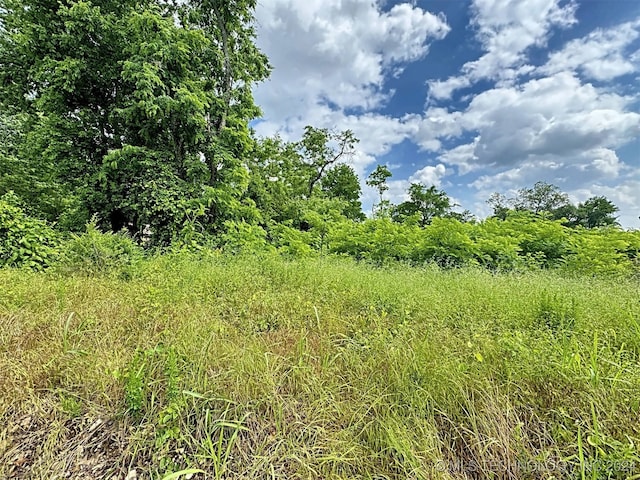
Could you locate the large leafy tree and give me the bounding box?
[514,181,570,215]
[246,135,302,225]
[321,164,365,221]
[0,0,269,243]
[559,196,619,229]
[298,126,358,199]
[247,127,362,227]
[487,183,619,229]
[393,183,452,227]
[488,182,570,219]
[1,0,134,229]
[577,196,619,228]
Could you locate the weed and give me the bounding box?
[1,254,640,478]
[536,291,577,333]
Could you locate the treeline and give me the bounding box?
[1,0,639,276]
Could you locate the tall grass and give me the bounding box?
[1,253,639,479]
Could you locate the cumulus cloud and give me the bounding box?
[538,18,640,80]
[410,164,447,186]
[427,0,577,99]
[417,72,640,173]
[254,0,449,123]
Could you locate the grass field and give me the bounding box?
[1,253,639,479]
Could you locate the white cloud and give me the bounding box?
[254,0,449,119]
[385,179,412,205]
[437,140,481,175]
[578,148,625,178]
[539,18,640,81]
[418,72,640,171]
[412,108,464,152]
[427,0,577,99]
[409,164,447,186]
[339,113,421,157]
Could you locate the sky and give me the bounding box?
[251,0,640,228]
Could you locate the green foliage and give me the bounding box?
[124,344,184,420]
[245,128,364,236]
[472,218,523,271]
[329,218,420,264]
[515,181,570,214]
[219,221,273,253]
[573,196,619,229]
[500,211,572,268]
[563,228,638,276]
[415,217,478,266]
[3,255,640,478]
[0,0,269,239]
[393,183,452,227]
[324,213,638,276]
[0,192,59,270]
[536,291,577,333]
[320,164,364,221]
[488,183,620,230]
[271,224,316,257]
[366,164,392,215]
[298,126,358,198]
[56,221,142,277]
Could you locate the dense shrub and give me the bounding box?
[563,227,639,276]
[0,192,59,270]
[55,221,142,277]
[219,221,274,254]
[325,214,639,275]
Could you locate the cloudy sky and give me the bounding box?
[251,0,640,228]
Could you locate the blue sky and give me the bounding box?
[252,0,640,228]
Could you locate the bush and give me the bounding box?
[56,220,142,277]
[219,221,274,254]
[271,224,316,258]
[0,192,59,270]
[563,228,636,276]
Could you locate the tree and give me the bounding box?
[575,196,619,228]
[246,128,362,229]
[0,0,136,229]
[366,165,392,202]
[0,0,269,243]
[321,164,365,221]
[552,203,579,226]
[246,135,300,224]
[487,192,513,220]
[446,209,476,223]
[298,126,358,199]
[487,182,619,230]
[366,165,392,216]
[393,183,452,227]
[514,181,570,215]
[488,182,570,220]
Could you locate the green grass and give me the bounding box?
[1,253,640,479]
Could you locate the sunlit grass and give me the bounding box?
[1,253,639,479]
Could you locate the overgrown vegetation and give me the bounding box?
[2,1,640,478]
[1,254,640,479]
[0,1,631,251]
